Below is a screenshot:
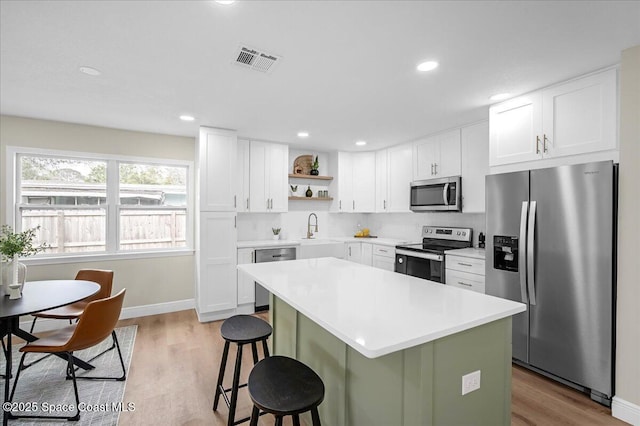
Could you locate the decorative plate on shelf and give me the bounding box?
[292,155,313,175]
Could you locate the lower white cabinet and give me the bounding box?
[237,248,255,305]
[196,212,237,320]
[445,253,485,294]
[361,242,373,266]
[372,244,395,271]
[345,242,362,263]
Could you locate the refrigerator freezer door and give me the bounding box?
[486,171,530,363]
[529,161,613,397]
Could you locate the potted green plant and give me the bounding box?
[310,156,319,175]
[290,184,298,196]
[0,225,48,296]
[272,227,281,240]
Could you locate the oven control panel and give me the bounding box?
[422,226,472,242]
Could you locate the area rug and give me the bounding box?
[1,325,137,425]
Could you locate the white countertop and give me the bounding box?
[238,258,525,358]
[237,237,407,249]
[444,247,486,260]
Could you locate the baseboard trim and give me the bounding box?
[25,299,196,332]
[612,396,640,425]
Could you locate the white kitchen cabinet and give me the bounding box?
[375,150,388,212]
[375,145,412,213]
[361,242,373,266]
[371,244,395,271]
[196,212,238,320]
[445,252,485,294]
[345,242,362,263]
[413,130,461,181]
[461,121,489,213]
[331,152,375,212]
[198,127,238,212]
[542,69,617,158]
[236,139,250,213]
[249,141,288,212]
[387,144,413,212]
[489,68,617,167]
[237,248,255,305]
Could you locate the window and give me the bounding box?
[9,148,193,258]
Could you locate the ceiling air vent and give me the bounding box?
[234,45,281,73]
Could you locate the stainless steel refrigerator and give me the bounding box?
[486,161,616,405]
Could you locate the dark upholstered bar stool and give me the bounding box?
[213,315,272,426]
[248,356,325,426]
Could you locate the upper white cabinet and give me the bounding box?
[331,152,375,212]
[413,130,461,181]
[489,68,617,167]
[461,121,489,213]
[236,139,250,213]
[387,144,413,212]
[249,141,288,212]
[375,150,389,212]
[198,127,238,212]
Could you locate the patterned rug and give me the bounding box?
[1,325,137,425]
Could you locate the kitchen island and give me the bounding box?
[238,257,525,425]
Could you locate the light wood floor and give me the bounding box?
[117,310,627,426]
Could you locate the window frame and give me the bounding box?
[6,146,194,264]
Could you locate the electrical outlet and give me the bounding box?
[462,370,481,395]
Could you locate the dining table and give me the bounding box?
[0,280,100,426]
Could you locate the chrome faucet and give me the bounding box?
[307,213,318,239]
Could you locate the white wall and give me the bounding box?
[0,115,196,309]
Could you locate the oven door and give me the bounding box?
[410,176,461,212]
[395,249,444,283]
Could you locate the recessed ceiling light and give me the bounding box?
[215,0,235,4]
[416,61,439,72]
[297,131,309,138]
[79,66,101,76]
[355,141,367,146]
[489,93,511,101]
[179,115,195,122]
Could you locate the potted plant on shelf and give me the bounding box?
[290,184,298,197]
[310,156,319,175]
[0,225,48,298]
[272,228,281,240]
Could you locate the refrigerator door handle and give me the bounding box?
[442,183,450,206]
[527,201,537,305]
[519,201,529,303]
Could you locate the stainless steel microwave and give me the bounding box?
[410,176,461,212]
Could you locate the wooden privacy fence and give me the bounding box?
[22,209,187,253]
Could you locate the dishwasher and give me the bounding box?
[254,247,296,311]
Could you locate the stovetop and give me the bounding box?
[396,226,472,254]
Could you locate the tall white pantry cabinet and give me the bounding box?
[196,127,240,322]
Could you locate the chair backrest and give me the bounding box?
[64,289,126,352]
[75,269,114,302]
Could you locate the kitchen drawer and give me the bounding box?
[445,255,485,275]
[446,269,485,294]
[372,244,394,258]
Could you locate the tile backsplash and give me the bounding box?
[238,210,485,246]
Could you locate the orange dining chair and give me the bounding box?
[29,269,114,332]
[8,289,127,422]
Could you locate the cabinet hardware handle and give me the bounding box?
[380,249,387,253]
[543,134,549,153]
[234,216,236,228]
[340,200,342,210]
[349,247,352,256]
[270,198,272,209]
[458,281,472,287]
[267,199,269,209]
[458,262,473,267]
[234,195,236,208]
[434,163,438,175]
[247,198,249,209]
[431,163,434,175]
[536,136,541,154]
[353,200,355,210]
[383,200,386,209]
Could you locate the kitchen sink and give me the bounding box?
[297,239,344,259]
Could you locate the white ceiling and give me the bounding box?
[1,1,639,152]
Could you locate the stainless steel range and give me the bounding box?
[395,226,472,283]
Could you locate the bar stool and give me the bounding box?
[213,315,272,426]
[248,356,325,426]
